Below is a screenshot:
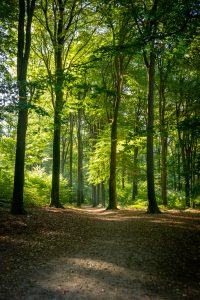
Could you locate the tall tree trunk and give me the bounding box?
[92,185,97,207]
[146,51,160,214]
[159,71,168,206]
[132,146,139,201]
[69,113,74,188]
[77,107,84,207]
[107,56,123,210]
[39,0,77,207]
[50,1,64,208]
[61,136,68,177]
[108,116,118,209]
[97,183,100,206]
[101,182,106,207]
[122,166,125,189]
[177,142,182,191]
[176,101,192,207]
[180,137,191,207]
[11,0,36,215]
[161,136,167,205]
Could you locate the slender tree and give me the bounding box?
[11,0,36,214]
[158,54,170,206]
[144,48,160,213]
[105,4,132,210]
[76,96,84,206]
[50,0,65,207]
[37,0,78,207]
[142,0,160,213]
[107,55,124,209]
[69,112,74,189]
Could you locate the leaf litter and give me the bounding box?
[0,206,200,299]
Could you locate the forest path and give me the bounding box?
[0,207,200,299]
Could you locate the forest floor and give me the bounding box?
[0,206,200,300]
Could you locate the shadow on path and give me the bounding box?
[0,207,200,299]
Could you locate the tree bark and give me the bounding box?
[161,136,167,206]
[132,146,139,201]
[180,136,191,207]
[122,165,125,189]
[50,1,64,208]
[61,136,67,177]
[146,51,160,214]
[92,185,97,207]
[107,56,123,210]
[159,70,168,206]
[101,182,106,207]
[176,101,192,207]
[108,116,118,209]
[69,113,74,188]
[39,0,77,207]
[11,0,36,215]
[177,142,182,191]
[77,106,84,207]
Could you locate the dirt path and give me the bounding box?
[0,207,200,299]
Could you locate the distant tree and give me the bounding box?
[175,73,200,207]
[76,93,84,207]
[157,52,171,206]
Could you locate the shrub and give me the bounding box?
[24,167,52,206]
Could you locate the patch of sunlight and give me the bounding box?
[66,257,130,276]
[151,219,185,225]
[94,210,146,221]
[31,256,144,299]
[149,218,199,230]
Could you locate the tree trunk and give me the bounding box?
[161,136,167,206]
[92,185,97,207]
[176,100,192,207]
[146,51,160,214]
[50,2,64,208]
[101,182,106,207]
[177,142,182,191]
[159,71,168,206]
[11,0,36,215]
[107,56,123,210]
[77,107,84,207]
[122,167,125,189]
[61,136,67,177]
[132,146,138,201]
[97,183,100,206]
[108,117,118,209]
[51,102,62,207]
[69,113,74,188]
[180,138,191,207]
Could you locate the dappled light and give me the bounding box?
[1,207,200,299]
[1,0,200,298]
[24,257,146,299]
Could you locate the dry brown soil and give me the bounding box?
[0,206,200,299]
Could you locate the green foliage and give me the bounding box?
[0,133,15,204]
[0,167,13,203]
[24,167,72,207]
[24,167,51,206]
[87,132,111,185]
[59,178,76,205]
[0,136,16,165]
[166,190,188,209]
[116,183,132,207]
[0,0,200,212]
